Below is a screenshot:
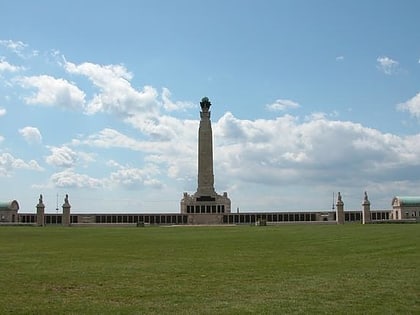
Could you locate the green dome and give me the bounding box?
[392,196,420,206]
[0,200,19,211]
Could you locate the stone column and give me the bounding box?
[36,194,45,226]
[336,192,345,224]
[62,194,71,226]
[197,97,216,197]
[180,97,231,220]
[362,191,371,224]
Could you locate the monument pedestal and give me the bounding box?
[336,192,345,224]
[36,203,45,227]
[62,204,70,226]
[62,194,71,226]
[362,192,371,224]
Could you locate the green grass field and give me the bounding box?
[0,224,419,314]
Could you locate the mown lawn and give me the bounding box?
[0,224,419,314]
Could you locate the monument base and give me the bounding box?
[180,191,231,219]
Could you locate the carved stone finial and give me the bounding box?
[200,97,211,112]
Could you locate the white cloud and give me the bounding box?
[109,164,163,189]
[82,128,147,151]
[0,58,23,73]
[47,161,162,190]
[0,40,27,56]
[214,112,420,190]
[19,126,42,144]
[0,39,27,50]
[0,40,38,59]
[0,108,6,116]
[79,121,197,181]
[397,93,420,119]
[50,169,103,188]
[46,146,78,168]
[0,152,43,176]
[161,88,194,111]
[18,75,86,110]
[336,56,344,61]
[266,99,300,111]
[64,60,159,116]
[304,112,328,121]
[376,56,399,75]
[61,60,196,140]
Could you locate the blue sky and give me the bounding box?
[1,0,420,213]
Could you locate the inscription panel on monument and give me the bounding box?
[196,196,216,202]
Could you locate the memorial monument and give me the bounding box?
[180,97,231,224]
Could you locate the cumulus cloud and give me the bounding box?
[161,87,194,111]
[397,93,420,119]
[0,108,6,116]
[60,59,198,140]
[109,163,163,189]
[377,56,399,75]
[17,75,86,110]
[82,128,146,151]
[47,160,162,190]
[0,58,23,73]
[50,169,103,188]
[0,152,43,176]
[64,60,159,116]
[19,126,42,144]
[46,146,78,168]
[266,99,300,111]
[214,112,420,189]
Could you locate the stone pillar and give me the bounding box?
[362,191,371,224]
[197,97,216,197]
[62,194,71,226]
[180,97,231,220]
[36,194,45,226]
[336,192,345,224]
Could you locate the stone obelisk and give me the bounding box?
[180,97,231,223]
[197,97,216,197]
